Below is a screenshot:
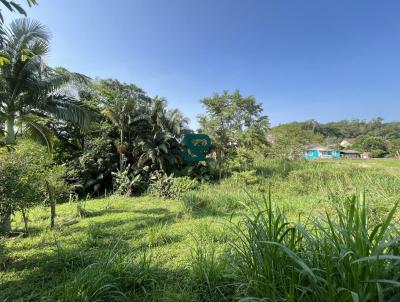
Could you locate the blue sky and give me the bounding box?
[4,0,400,128]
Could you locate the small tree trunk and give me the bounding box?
[0,212,11,234]
[21,209,29,234]
[50,198,56,228]
[46,180,56,228]
[218,150,224,180]
[5,116,15,145]
[120,128,124,171]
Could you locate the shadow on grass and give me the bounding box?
[1,206,188,300]
[2,208,180,265]
[0,239,193,301]
[1,204,236,301]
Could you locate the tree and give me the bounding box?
[52,79,188,196]
[135,97,187,172]
[96,79,150,171]
[353,135,388,157]
[0,19,91,149]
[269,122,324,160]
[198,90,269,179]
[137,131,183,173]
[0,19,92,232]
[0,140,50,234]
[0,0,37,23]
[45,165,69,228]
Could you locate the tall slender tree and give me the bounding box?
[0,19,91,150]
[0,19,92,233]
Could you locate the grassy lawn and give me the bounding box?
[1,195,233,300]
[1,159,400,301]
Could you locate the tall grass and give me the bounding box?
[230,194,400,301]
[189,235,236,301]
[56,240,158,301]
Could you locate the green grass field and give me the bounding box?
[1,159,400,301]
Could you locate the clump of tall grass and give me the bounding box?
[85,222,108,248]
[230,193,400,301]
[58,240,158,301]
[145,223,173,247]
[181,184,259,214]
[253,158,310,178]
[46,240,94,273]
[189,235,234,301]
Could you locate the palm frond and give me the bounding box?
[18,114,53,152]
[0,0,38,20]
[26,0,38,7]
[40,94,95,129]
[9,2,27,15]
[102,107,119,126]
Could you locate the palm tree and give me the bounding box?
[149,97,189,138]
[137,131,183,173]
[97,79,151,171]
[0,19,92,233]
[136,99,188,173]
[0,19,91,150]
[0,0,37,23]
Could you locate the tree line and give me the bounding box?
[269,118,400,159]
[1,2,399,234]
[0,9,271,233]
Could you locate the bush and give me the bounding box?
[151,176,199,199]
[369,149,387,158]
[0,141,52,233]
[111,164,145,196]
[231,170,259,185]
[169,177,199,199]
[0,141,70,233]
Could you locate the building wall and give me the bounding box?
[305,149,341,159]
[305,149,319,159]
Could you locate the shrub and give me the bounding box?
[169,177,199,199]
[0,141,52,233]
[369,149,387,158]
[231,170,259,185]
[111,164,144,196]
[151,176,199,199]
[150,174,175,199]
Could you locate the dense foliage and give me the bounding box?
[0,140,67,232]
[271,118,400,158]
[198,90,270,178]
[52,79,189,197]
[0,5,399,301]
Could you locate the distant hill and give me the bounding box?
[269,118,400,158]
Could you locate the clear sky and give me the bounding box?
[4,0,400,127]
